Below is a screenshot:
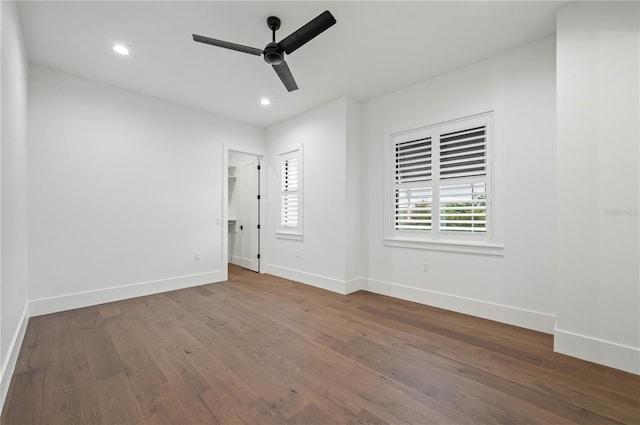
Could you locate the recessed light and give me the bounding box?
[113,44,130,55]
[260,98,270,106]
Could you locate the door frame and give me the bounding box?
[223,148,263,276]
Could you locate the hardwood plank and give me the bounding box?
[104,315,168,392]
[199,387,245,425]
[81,319,124,382]
[1,368,47,425]
[318,333,572,424]
[347,408,390,425]
[13,315,55,374]
[190,282,442,422]
[137,381,215,425]
[178,309,361,424]
[97,302,122,320]
[68,368,102,425]
[49,311,101,425]
[201,299,471,424]
[3,264,639,425]
[121,315,211,398]
[248,398,290,425]
[178,282,450,422]
[173,303,312,419]
[95,372,147,425]
[288,403,335,425]
[52,310,90,379]
[113,306,218,424]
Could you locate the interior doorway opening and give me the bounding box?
[228,150,261,272]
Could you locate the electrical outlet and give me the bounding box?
[422,263,430,273]
[295,251,300,259]
[194,252,201,261]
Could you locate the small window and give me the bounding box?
[387,113,493,246]
[277,148,303,239]
[281,156,299,227]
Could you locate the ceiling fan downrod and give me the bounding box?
[264,16,284,65]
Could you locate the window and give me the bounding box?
[281,156,299,227]
[386,113,495,249]
[277,148,303,239]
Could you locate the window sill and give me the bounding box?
[276,231,303,241]
[383,237,504,256]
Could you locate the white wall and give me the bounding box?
[265,98,357,292]
[28,65,265,315]
[555,1,639,374]
[0,0,30,404]
[361,37,557,333]
[345,98,364,289]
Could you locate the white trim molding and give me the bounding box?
[383,238,504,256]
[344,277,368,294]
[263,264,355,295]
[366,277,555,334]
[29,271,225,317]
[1,303,30,412]
[554,327,640,375]
[260,267,554,333]
[275,231,304,241]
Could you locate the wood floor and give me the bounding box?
[3,265,639,425]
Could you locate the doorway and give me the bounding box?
[228,150,261,272]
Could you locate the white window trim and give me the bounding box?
[383,238,504,256]
[384,112,504,256]
[276,146,303,240]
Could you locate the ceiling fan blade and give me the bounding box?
[192,34,263,56]
[272,61,299,92]
[278,10,336,55]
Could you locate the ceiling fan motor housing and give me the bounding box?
[263,42,284,65]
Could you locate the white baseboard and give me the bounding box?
[259,269,553,335]
[366,278,556,334]
[229,255,242,266]
[554,327,640,375]
[29,270,225,317]
[263,264,352,294]
[1,302,30,412]
[345,277,368,294]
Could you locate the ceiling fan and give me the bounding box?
[193,11,336,92]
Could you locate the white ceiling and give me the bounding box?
[17,1,566,128]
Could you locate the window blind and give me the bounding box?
[281,157,299,227]
[440,126,486,179]
[395,137,432,183]
[395,187,432,230]
[439,182,487,233]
